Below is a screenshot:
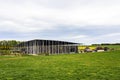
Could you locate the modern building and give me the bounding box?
[15,39,80,55]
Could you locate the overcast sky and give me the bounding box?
[0,0,120,44]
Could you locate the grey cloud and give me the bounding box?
[0,0,120,44]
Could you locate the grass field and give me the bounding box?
[101,45,120,50]
[0,50,120,80]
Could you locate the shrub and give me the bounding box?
[0,50,11,55]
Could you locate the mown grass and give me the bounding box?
[0,50,120,80]
[101,45,120,50]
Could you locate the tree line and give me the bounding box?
[92,43,120,46]
[0,40,21,50]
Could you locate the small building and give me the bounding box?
[15,39,79,55]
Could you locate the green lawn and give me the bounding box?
[0,51,120,80]
[101,45,120,50]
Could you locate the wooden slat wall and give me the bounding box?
[16,40,78,54]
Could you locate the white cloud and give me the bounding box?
[0,0,120,44]
[0,0,120,26]
[65,33,120,44]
